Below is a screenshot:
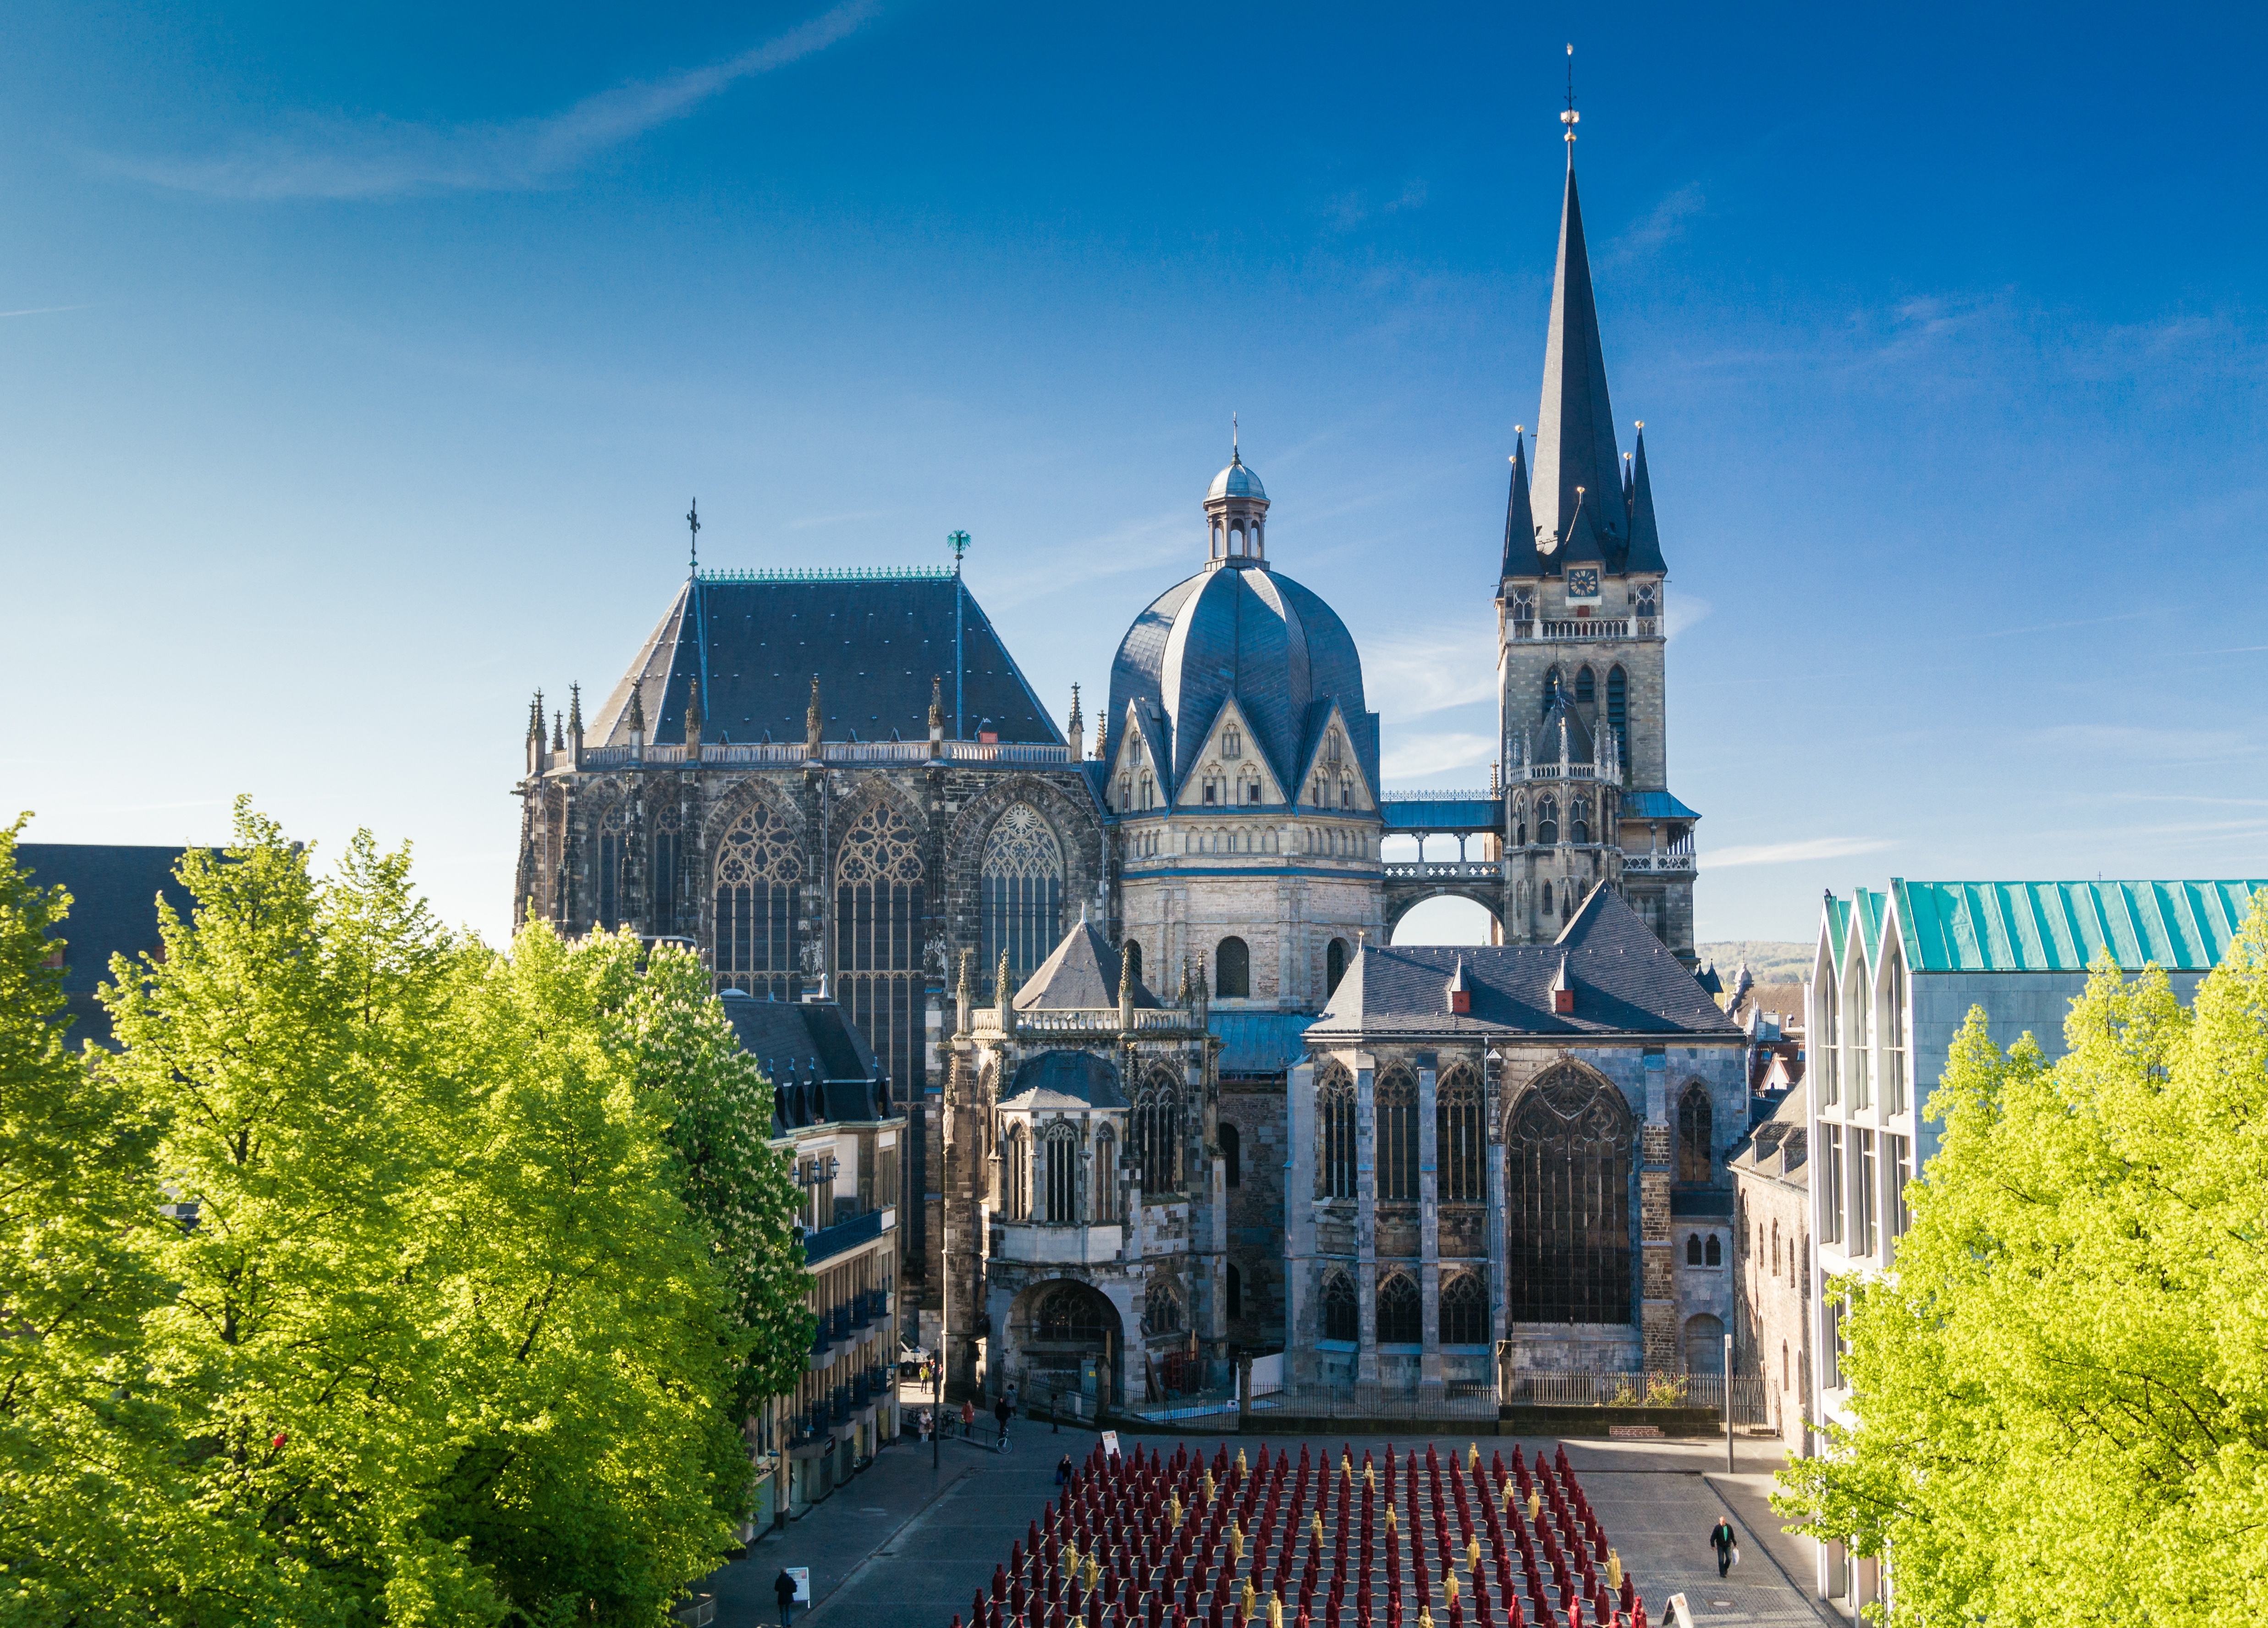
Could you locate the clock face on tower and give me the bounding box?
[1566,568,1601,602]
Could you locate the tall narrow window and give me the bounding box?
[1822,1124,1844,1245]
[1820,984,1841,1106]
[1216,936,1250,999]
[1507,1066,1635,1324]
[1537,797,1558,845]
[1570,798,1590,845]
[1003,1124,1031,1221]
[1888,1133,1911,1238]
[1847,970,1872,1110]
[1375,1069,1419,1203]
[1705,1233,1722,1266]
[1326,937,1349,995]
[1607,666,1629,773]
[1121,939,1142,988]
[836,798,925,1097]
[1318,1065,1356,1199]
[1676,1083,1712,1182]
[1541,668,1562,713]
[1220,1121,1241,1188]
[1855,1129,1877,1257]
[714,799,802,1001]
[650,802,682,936]
[1439,1274,1488,1345]
[1885,955,1908,1115]
[1436,1067,1484,1203]
[1574,667,1595,704]
[1092,1126,1118,1221]
[1322,1272,1358,1342]
[1042,1121,1079,1224]
[596,801,628,932]
[981,805,1063,987]
[1223,726,1242,759]
[1135,1071,1183,1194]
[1376,1274,1421,1344]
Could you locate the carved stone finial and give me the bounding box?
[552,709,564,750]
[683,674,703,751]
[528,691,544,743]
[929,674,944,732]
[627,686,647,734]
[806,675,823,751]
[567,682,583,735]
[995,949,1013,1015]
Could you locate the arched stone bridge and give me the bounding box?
[1379,792,1507,932]
[1382,860,1508,933]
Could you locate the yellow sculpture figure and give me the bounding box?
[1085,1555,1101,1591]
[1606,1551,1622,1590]
[1230,1522,1245,1562]
[1241,1580,1257,1619]
[1063,1541,1079,1575]
[1269,1594,1285,1628]
[1170,1494,1184,1528]
[1342,1452,1353,1478]
[1237,1449,1249,1478]
[1526,1489,1541,1523]
[1365,1464,1376,1492]
[1444,1571,1460,1610]
[1205,1469,1218,1500]
[1501,1480,1515,1513]
[1385,1506,1398,1536]
[1468,1443,1480,1473]
[1419,1609,1436,1628]
[1466,1536,1481,1573]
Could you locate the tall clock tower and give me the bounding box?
[1495,121,1699,963]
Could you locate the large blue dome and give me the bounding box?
[1108,562,1377,799]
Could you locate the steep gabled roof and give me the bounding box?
[1014,917,1160,1010]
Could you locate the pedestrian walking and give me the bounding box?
[960,1397,976,1438]
[1709,1518,1737,1578]
[1056,1453,1074,1486]
[993,1395,1013,1449]
[774,1569,799,1627]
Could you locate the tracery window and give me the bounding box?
[1575,666,1595,704]
[1506,1064,1634,1324]
[1537,797,1558,845]
[1092,1126,1118,1221]
[714,799,802,1000]
[1318,1065,1356,1199]
[1677,1082,1712,1182]
[1570,797,1590,845]
[1607,666,1629,773]
[1542,668,1562,712]
[1376,1274,1420,1344]
[1436,1066,1485,1203]
[1134,1070,1183,1194]
[1002,1123,1031,1221]
[1038,1286,1106,1342]
[1142,1285,1183,1337]
[1375,1068,1419,1203]
[1322,1271,1358,1342]
[1326,937,1349,995]
[1223,726,1242,759]
[1041,1120,1080,1224]
[981,804,1063,987]
[1635,585,1657,622]
[1440,1273,1488,1345]
[596,799,629,933]
[1512,589,1535,625]
[1216,936,1250,999]
[835,798,925,1097]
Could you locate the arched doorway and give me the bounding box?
[1684,1312,1726,1373]
[1012,1279,1122,1409]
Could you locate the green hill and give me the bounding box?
[1695,940,1813,984]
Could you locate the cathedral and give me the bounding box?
[513,127,1740,1407]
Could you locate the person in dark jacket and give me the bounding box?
[1056,1453,1074,1485]
[993,1395,1013,1446]
[1709,1518,1736,1578]
[775,1569,799,1626]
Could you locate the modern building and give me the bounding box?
[1728,1084,1811,1449]
[720,990,906,1523]
[1802,877,2262,1616]
[16,843,205,1045]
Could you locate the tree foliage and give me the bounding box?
[0,805,805,1626]
[1776,894,2268,1627]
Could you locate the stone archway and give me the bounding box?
[1007,1278,1124,1409]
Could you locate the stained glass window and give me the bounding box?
[1437,1066,1485,1203]
[1042,1120,1079,1224]
[1322,1272,1357,1341]
[1318,1065,1356,1199]
[1376,1274,1420,1344]
[835,797,925,1099]
[1440,1273,1488,1345]
[1135,1069,1183,1194]
[1375,1069,1419,1203]
[1505,1065,1634,1324]
[981,804,1062,986]
[1677,1082,1712,1183]
[714,799,802,1000]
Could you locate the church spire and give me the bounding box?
[1531,146,1626,570]
[1499,429,1543,580]
[1624,422,1666,574]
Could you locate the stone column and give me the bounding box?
[1640,1051,1675,1372]
[1285,1060,1318,1384]
[1354,1060,1378,1386]
[1417,1062,1442,1396]
[1487,1050,1509,1349]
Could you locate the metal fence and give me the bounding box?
[1498,1369,1770,1424]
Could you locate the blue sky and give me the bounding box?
[7,0,2267,949]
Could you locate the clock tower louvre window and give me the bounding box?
[1607,667,1629,773]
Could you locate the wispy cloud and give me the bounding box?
[0,304,93,319]
[92,0,879,199]
[1703,836,1896,870]
[1606,182,1704,264]
[1380,733,1494,782]
[2027,722,2251,760]
[1365,628,1497,721]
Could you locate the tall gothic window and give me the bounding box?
[1537,797,1558,845]
[1220,1121,1241,1188]
[1677,1082,1713,1182]
[981,804,1063,986]
[1375,1069,1419,1203]
[1607,666,1629,773]
[1570,797,1590,845]
[1092,1126,1118,1221]
[596,800,628,932]
[1216,936,1250,999]
[1142,1284,1183,1337]
[1506,1065,1634,1324]
[1322,1271,1358,1341]
[1541,668,1561,713]
[1440,1273,1488,1345]
[1318,1065,1356,1199]
[1376,1274,1420,1344]
[714,800,801,999]
[1134,1070,1183,1194]
[835,798,925,1097]
[1437,1066,1485,1203]
[1574,666,1595,704]
[1038,1285,1106,1341]
[649,801,684,937]
[1002,1124,1031,1221]
[1042,1120,1079,1224]
[1326,937,1349,995]
[1635,585,1657,621]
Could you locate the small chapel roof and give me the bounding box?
[1013,917,1160,1011]
[1308,885,1738,1041]
[999,1050,1129,1111]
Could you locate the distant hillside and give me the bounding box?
[1695,940,1813,984]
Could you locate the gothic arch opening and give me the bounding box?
[1505,1064,1635,1324]
[1376,1273,1421,1344]
[1014,1279,1122,1407]
[713,796,802,999]
[1216,936,1250,999]
[1317,1063,1356,1200]
[1678,1081,1713,1183]
[980,803,1064,986]
[1134,1067,1184,1195]
[835,795,925,1096]
[1321,1270,1358,1342]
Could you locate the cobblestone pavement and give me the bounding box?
[699,1430,1828,1628]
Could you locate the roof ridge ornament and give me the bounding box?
[1562,42,1579,151]
[686,497,700,575]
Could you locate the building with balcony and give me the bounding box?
[1800,877,2261,1616]
[719,990,906,1523]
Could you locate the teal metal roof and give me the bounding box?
[1892,879,2263,973]
[1210,1013,1317,1075]
[1379,797,1499,831]
[1624,790,1701,821]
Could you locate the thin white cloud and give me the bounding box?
[1380,732,1494,782]
[1664,592,1711,640]
[0,304,94,319]
[1702,836,1896,870]
[1365,628,1497,720]
[1606,182,1705,264]
[92,0,879,199]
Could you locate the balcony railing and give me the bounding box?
[1621,850,1697,873]
[802,1206,886,1267]
[1382,861,1503,883]
[568,738,1073,772]
[1510,618,1657,642]
[1505,761,1608,784]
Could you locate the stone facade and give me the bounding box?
[1730,1086,1813,1448]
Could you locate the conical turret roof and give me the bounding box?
[1499,433,1544,580]
[1532,161,1627,571]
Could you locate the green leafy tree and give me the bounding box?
[0,817,170,1622]
[1776,896,2268,1626]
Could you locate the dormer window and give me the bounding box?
[1202,776,1219,806]
[1223,726,1242,759]
[1340,777,1353,810]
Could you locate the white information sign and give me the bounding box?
[787,1567,812,1603]
[1100,1430,1121,1458]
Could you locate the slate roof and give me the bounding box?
[1531,160,1633,574]
[17,843,212,1047]
[591,571,1062,748]
[1108,560,1380,803]
[1211,1012,1318,1076]
[1000,1050,1129,1110]
[1014,918,1159,1011]
[1307,884,1739,1041]
[716,990,893,1130]
[1728,1083,1809,1190]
